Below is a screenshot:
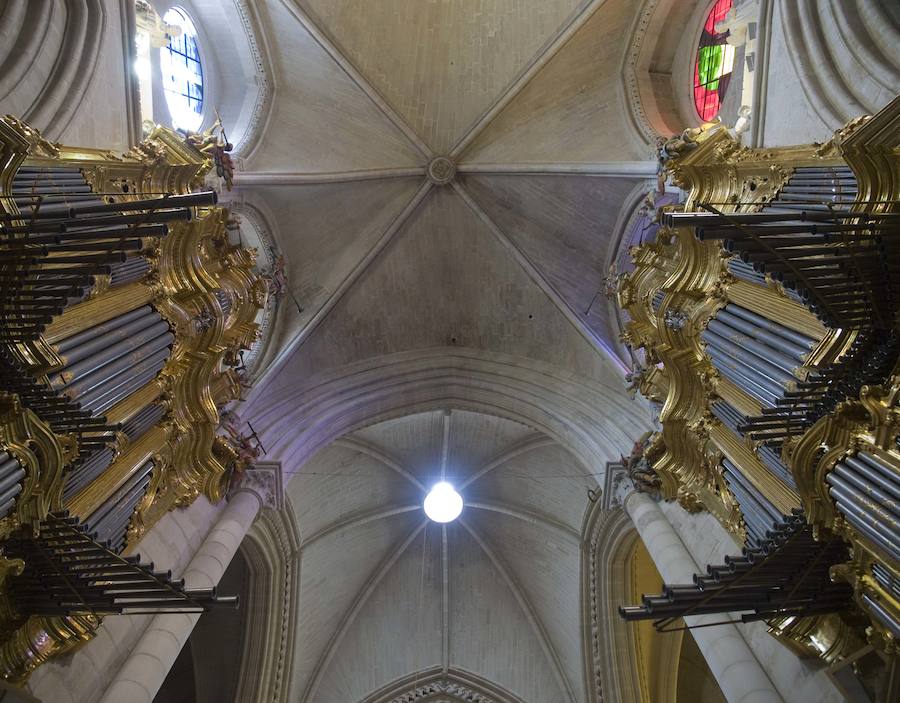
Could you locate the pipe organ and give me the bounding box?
[616,97,900,669]
[620,511,854,627]
[0,116,266,681]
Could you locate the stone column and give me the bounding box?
[96,467,281,703]
[623,489,783,703]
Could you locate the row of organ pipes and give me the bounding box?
[615,96,900,691]
[0,116,266,681]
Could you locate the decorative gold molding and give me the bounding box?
[616,103,900,661]
[0,118,265,680]
[0,395,72,540]
[65,425,168,521]
[791,383,900,653]
[725,280,825,341]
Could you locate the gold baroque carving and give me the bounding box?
[618,106,900,660]
[0,120,264,680]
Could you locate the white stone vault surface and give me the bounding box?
[235,0,662,379]
[234,2,664,701]
[286,408,600,703]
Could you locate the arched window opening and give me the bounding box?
[160,7,204,132]
[694,0,735,121]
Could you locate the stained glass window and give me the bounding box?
[160,8,203,132]
[694,0,735,121]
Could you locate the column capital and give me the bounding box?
[605,464,660,510]
[230,462,283,512]
[605,464,635,509]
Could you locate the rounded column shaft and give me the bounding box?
[97,489,262,703]
[624,491,784,703]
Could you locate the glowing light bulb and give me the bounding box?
[423,482,463,523]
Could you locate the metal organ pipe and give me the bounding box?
[4,515,236,616]
[711,401,798,490]
[60,314,167,367]
[110,257,151,286]
[825,482,900,561]
[723,458,784,546]
[0,454,25,520]
[827,452,900,565]
[703,337,793,393]
[873,563,900,599]
[713,309,811,361]
[0,148,248,641]
[854,452,900,493]
[56,306,157,356]
[78,350,171,415]
[64,449,115,503]
[862,595,900,638]
[1,161,214,343]
[122,405,165,441]
[722,305,817,351]
[59,330,173,398]
[703,302,826,444]
[757,446,796,489]
[711,400,745,434]
[706,319,803,375]
[705,348,781,406]
[83,459,154,550]
[0,465,26,495]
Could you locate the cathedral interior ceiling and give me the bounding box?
[234,2,664,700]
[239,0,657,380]
[286,409,595,703]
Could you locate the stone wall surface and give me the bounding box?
[0,0,134,151]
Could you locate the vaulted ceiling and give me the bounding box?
[236,1,663,701]
[237,0,658,379]
[286,409,595,703]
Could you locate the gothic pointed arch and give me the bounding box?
[363,669,521,703]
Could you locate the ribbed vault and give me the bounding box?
[236,1,668,701]
[238,0,664,378]
[287,409,598,703]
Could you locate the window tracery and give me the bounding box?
[160,7,205,132]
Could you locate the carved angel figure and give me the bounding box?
[636,190,658,220]
[185,118,235,190]
[219,408,242,441]
[603,262,625,299]
[267,255,288,299]
[219,409,260,468]
[621,431,661,495]
[624,362,650,398]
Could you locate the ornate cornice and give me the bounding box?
[365,670,519,703]
[621,0,663,146]
[232,0,275,158]
[387,680,498,703]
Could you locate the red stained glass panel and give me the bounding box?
[694,0,734,121]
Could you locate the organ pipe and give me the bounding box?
[619,512,853,629]
[0,115,267,682]
[614,96,900,660]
